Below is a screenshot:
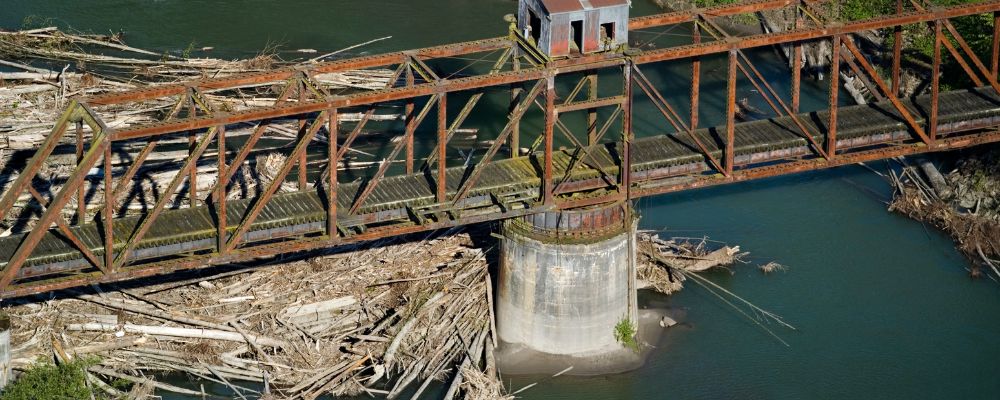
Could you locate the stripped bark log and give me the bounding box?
[65,323,288,348]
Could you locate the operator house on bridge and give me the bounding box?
[518,0,630,57]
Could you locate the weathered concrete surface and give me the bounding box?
[0,313,9,389]
[496,202,637,356]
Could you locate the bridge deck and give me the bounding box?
[3,88,999,279]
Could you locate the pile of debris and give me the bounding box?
[4,231,504,399]
[0,27,397,231]
[637,231,796,347]
[637,232,751,294]
[888,153,1000,280]
[946,150,1000,221]
[1,226,772,399]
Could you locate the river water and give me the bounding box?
[4,0,999,398]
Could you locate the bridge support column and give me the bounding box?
[496,201,637,356]
[0,313,9,389]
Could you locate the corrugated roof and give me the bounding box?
[540,0,629,14]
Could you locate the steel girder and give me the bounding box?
[3,0,1000,296]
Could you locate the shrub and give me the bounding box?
[614,317,639,352]
[1,357,108,400]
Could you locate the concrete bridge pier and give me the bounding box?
[0,313,9,389]
[496,201,638,357]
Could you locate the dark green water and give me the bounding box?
[4,1,999,399]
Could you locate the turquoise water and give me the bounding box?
[4,1,999,399]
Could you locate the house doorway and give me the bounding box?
[570,20,584,54]
[527,9,542,44]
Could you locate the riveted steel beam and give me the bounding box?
[114,127,219,269]
[225,113,327,252]
[0,129,110,291]
[349,94,438,215]
[452,80,545,206]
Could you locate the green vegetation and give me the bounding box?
[691,0,758,25]
[614,316,639,352]
[972,168,990,192]
[181,40,198,59]
[690,0,994,91]
[862,0,994,90]
[0,357,118,400]
[19,15,56,30]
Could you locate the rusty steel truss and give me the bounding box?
[2,0,1000,297]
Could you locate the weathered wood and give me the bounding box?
[65,323,288,348]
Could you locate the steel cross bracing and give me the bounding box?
[2,0,1000,297]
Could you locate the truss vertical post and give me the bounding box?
[725,50,737,176]
[543,74,556,205]
[297,78,308,190]
[587,73,598,145]
[187,91,198,207]
[216,125,227,254]
[103,139,113,271]
[623,63,633,196]
[828,36,841,158]
[892,0,903,96]
[511,59,522,158]
[405,66,416,174]
[931,20,942,141]
[792,14,802,113]
[328,109,338,238]
[993,12,1000,79]
[75,121,85,225]
[692,24,701,130]
[437,93,448,203]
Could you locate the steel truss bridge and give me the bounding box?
[2,0,1000,297]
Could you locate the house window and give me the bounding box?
[601,22,615,42]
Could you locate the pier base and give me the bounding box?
[496,202,637,357]
[0,313,9,389]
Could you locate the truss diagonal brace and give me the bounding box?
[0,130,110,291]
[734,51,830,160]
[422,92,484,171]
[452,79,546,206]
[225,112,327,252]
[349,94,439,215]
[940,19,1000,94]
[114,127,219,269]
[0,102,78,221]
[26,186,106,274]
[203,78,299,204]
[631,65,727,174]
[841,37,932,145]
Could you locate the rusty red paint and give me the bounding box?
[540,0,629,13]
[3,0,1000,297]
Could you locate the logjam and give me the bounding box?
[0,27,399,231]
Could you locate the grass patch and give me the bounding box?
[614,316,639,352]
